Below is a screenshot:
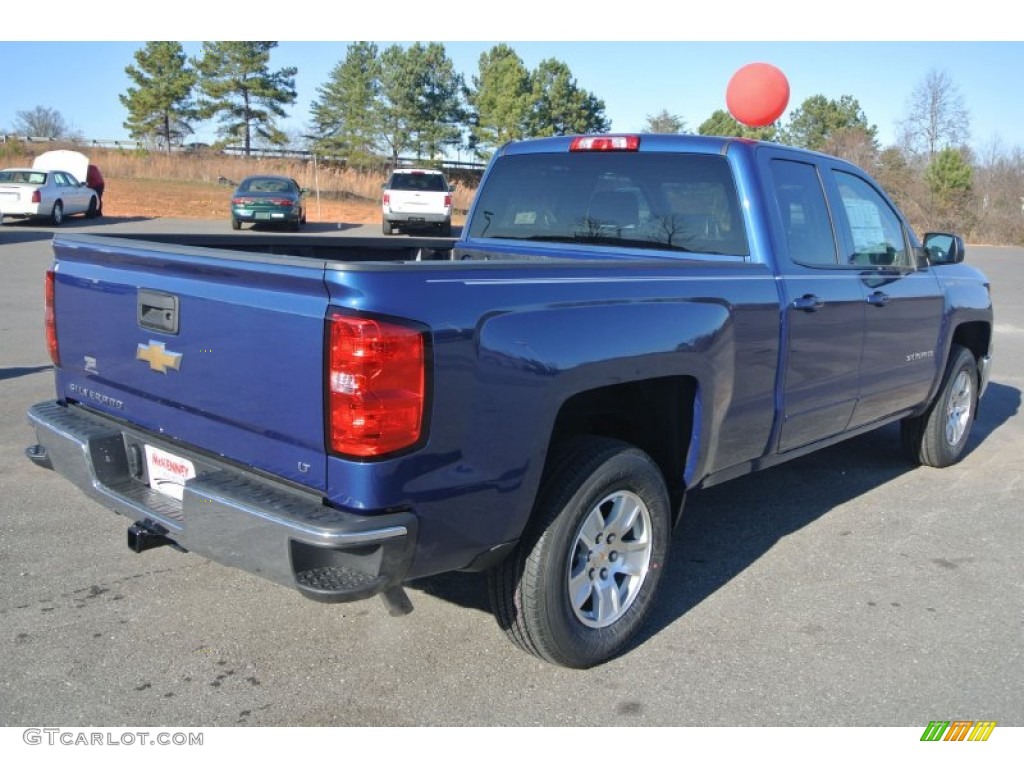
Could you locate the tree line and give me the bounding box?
[110,41,610,163]
[5,43,1022,245]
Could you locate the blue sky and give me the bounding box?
[2,5,1020,156]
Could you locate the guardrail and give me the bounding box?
[0,135,486,174]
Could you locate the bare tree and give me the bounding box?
[11,106,72,138]
[972,137,1024,244]
[899,69,970,160]
[822,126,879,169]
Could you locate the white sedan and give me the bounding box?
[0,167,99,226]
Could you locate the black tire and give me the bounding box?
[383,219,394,236]
[50,201,64,227]
[488,436,671,668]
[231,217,241,231]
[289,220,301,232]
[438,221,452,237]
[85,196,98,219]
[901,344,978,467]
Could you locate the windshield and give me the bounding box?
[467,152,749,257]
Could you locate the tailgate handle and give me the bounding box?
[138,290,180,334]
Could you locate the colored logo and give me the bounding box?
[920,721,996,742]
[136,341,183,374]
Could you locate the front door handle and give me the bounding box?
[792,294,825,312]
[866,291,892,307]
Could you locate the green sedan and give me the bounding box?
[230,175,307,231]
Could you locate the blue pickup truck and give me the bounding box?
[26,134,993,668]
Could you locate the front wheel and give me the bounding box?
[901,344,979,467]
[488,436,671,668]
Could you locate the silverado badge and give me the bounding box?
[136,341,183,374]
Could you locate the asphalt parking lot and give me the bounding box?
[1,217,1021,727]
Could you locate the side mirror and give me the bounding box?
[923,232,965,265]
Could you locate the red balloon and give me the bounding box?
[726,63,790,128]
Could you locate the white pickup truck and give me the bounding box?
[382,168,452,236]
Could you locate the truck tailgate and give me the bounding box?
[49,234,331,492]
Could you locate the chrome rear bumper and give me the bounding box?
[26,401,417,606]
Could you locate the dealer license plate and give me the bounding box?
[144,445,196,501]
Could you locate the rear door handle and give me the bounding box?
[792,294,825,312]
[866,291,891,307]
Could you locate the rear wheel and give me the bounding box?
[85,197,98,219]
[901,344,978,467]
[383,219,395,236]
[231,217,241,231]
[50,201,64,226]
[488,436,671,668]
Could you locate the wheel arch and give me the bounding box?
[546,375,697,526]
[950,320,991,366]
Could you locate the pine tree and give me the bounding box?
[782,95,877,152]
[120,41,198,152]
[697,109,777,140]
[194,42,297,155]
[528,58,610,137]
[377,43,466,163]
[643,110,686,134]
[468,44,532,156]
[309,42,382,164]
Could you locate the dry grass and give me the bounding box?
[0,142,477,222]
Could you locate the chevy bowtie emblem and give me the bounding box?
[136,341,183,373]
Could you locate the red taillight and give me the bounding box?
[569,135,641,152]
[45,269,59,367]
[383,192,390,206]
[32,189,41,203]
[444,194,452,208]
[270,198,294,207]
[327,313,426,458]
[232,197,247,205]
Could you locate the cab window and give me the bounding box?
[768,159,838,267]
[833,171,910,268]
[467,152,748,257]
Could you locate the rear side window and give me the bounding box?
[768,159,838,267]
[389,173,448,192]
[467,152,748,256]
